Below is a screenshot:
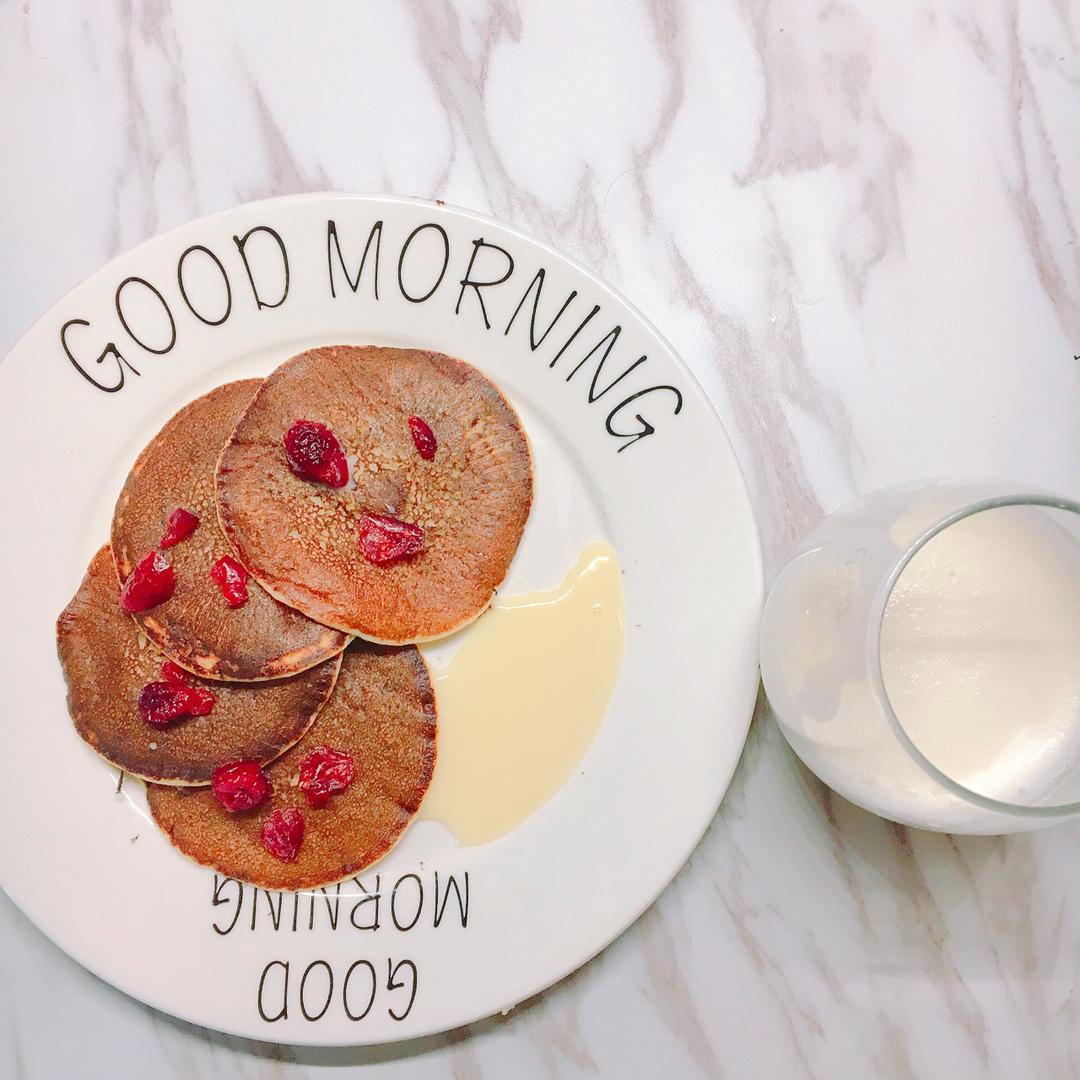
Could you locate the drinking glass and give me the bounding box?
[760,480,1080,834]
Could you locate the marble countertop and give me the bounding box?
[2,2,1079,1077]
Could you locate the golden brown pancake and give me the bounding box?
[57,547,340,784]
[147,641,437,890]
[216,346,533,644]
[111,380,350,680]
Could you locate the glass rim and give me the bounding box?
[866,492,1080,819]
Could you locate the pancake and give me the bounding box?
[216,346,533,644]
[147,641,437,890]
[57,547,340,784]
[111,380,350,680]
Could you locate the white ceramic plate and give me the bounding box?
[0,194,761,1045]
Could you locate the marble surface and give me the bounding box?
[2,1,1079,1076]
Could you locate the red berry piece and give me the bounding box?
[358,512,425,566]
[260,807,305,861]
[284,419,349,488]
[408,415,438,461]
[209,554,249,608]
[120,551,175,613]
[137,680,216,729]
[159,507,200,548]
[298,745,356,809]
[160,660,188,684]
[185,684,217,716]
[212,760,271,813]
[138,683,190,728]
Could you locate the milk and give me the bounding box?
[880,505,1080,808]
[761,485,1080,833]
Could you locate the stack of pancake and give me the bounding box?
[57,346,532,890]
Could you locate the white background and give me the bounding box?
[2,2,1079,1077]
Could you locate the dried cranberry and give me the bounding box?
[138,680,216,728]
[120,551,175,612]
[408,415,438,461]
[209,555,249,608]
[138,683,188,728]
[185,685,217,716]
[284,420,349,488]
[158,660,213,716]
[160,660,188,684]
[358,512,425,566]
[298,746,356,809]
[212,761,271,813]
[260,807,305,861]
[159,507,200,548]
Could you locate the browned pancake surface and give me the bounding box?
[216,346,533,644]
[111,379,349,680]
[147,642,437,890]
[57,547,340,784]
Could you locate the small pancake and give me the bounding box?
[216,346,533,644]
[147,641,437,890]
[111,379,350,680]
[57,547,340,784]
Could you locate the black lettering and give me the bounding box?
[317,884,342,931]
[390,874,423,931]
[397,223,449,303]
[257,960,289,1022]
[305,885,343,931]
[387,959,418,1021]
[561,325,648,401]
[291,892,300,933]
[605,385,683,452]
[548,304,601,369]
[177,244,232,326]
[115,277,176,355]
[299,960,334,1022]
[455,237,514,329]
[211,875,244,935]
[433,872,469,928]
[251,890,283,932]
[327,218,382,300]
[233,225,290,310]
[342,960,377,1021]
[350,875,381,931]
[60,318,140,393]
[504,268,577,350]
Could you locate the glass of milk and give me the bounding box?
[760,481,1080,833]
